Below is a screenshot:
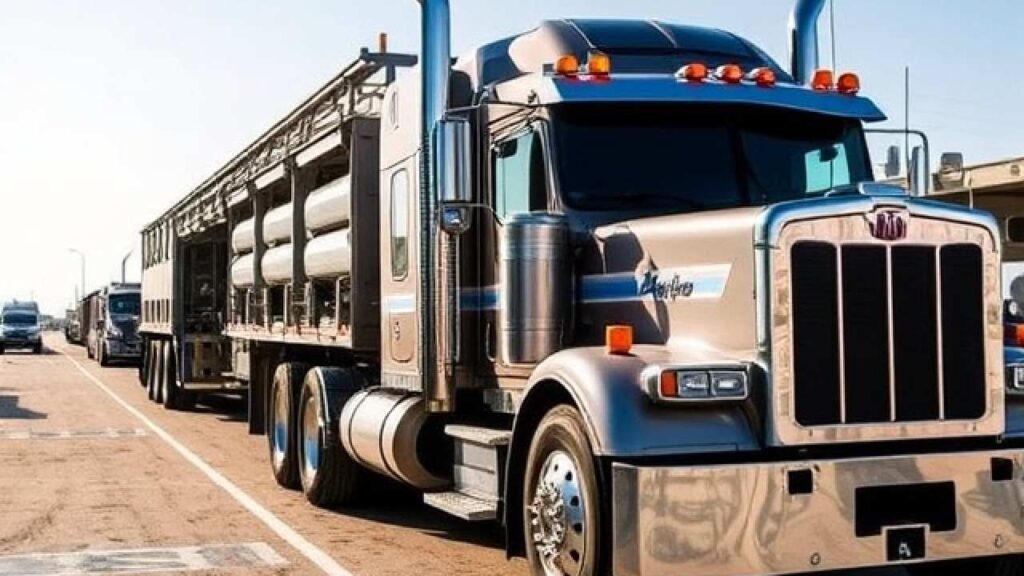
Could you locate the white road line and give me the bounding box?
[0,542,287,575]
[0,428,149,440]
[58,348,354,576]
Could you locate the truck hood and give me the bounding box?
[577,206,763,363]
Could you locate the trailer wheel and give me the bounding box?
[98,341,109,367]
[148,341,162,402]
[268,362,308,489]
[138,340,148,387]
[298,366,363,507]
[162,343,195,411]
[523,405,602,576]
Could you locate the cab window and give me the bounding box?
[493,130,547,220]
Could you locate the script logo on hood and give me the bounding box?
[637,269,694,301]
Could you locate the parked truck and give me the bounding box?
[83,283,142,366]
[137,1,1023,574]
[1,300,42,354]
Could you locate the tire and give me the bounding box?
[33,343,42,355]
[138,340,148,387]
[98,342,109,367]
[148,341,162,402]
[268,362,308,489]
[298,367,363,507]
[162,343,179,410]
[523,405,603,576]
[87,340,94,359]
[0,344,5,355]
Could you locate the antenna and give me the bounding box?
[905,66,911,173]
[829,0,837,70]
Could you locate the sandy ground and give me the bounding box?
[0,333,527,576]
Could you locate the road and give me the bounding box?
[0,333,527,576]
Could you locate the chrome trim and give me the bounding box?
[614,448,1024,576]
[418,0,451,411]
[767,207,1004,445]
[788,0,826,85]
[755,194,1002,250]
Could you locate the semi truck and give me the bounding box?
[0,300,42,354]
[83,283,142,366]
[137,1,1024,574]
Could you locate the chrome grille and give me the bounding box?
[789,242,986,427]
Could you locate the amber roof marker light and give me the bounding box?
[676,62,709,82]
[748,67,777,87]
[606,324,633,355]
[554,54,580,76]
[811,68,834,91]
[586,51,611,76]
[837,72,861,94]
[715,64,744,84]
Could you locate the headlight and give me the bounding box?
[643,365,749,404]
[1009,364,1024,393]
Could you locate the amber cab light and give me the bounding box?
[677,62,708,82]
[586,51,611,76]
[716,64,743,84]
[606,324,633,355]
[554,54,580,76]
[659,371,678,398]
[1008,323,1024,347]
[811,68,834,91]
[837,72,861,94]
[749,67,776,87]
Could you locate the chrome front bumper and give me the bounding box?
[613,449,1024,576]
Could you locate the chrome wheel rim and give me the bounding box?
[300,392,320,484]
[271,385,288,469]
[528,450,586,576]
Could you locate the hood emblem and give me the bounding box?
[869,210,908,241]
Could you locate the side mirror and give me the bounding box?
[884,145,901,178]
[909,146,929,196]
[436,117,473,235]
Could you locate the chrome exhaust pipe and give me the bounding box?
[417,0,452,411]
[788,0,826,85]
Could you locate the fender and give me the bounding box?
[517,345,760,459]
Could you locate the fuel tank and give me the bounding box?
[499,212,572,366]
[338,389,447,490]
[230,253,255,287]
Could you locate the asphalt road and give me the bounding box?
[0,333,527,576]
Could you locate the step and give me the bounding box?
[424,491,497,521]
[444,424,511,446]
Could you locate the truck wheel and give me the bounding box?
[298,367,363,507]
[268,362,308,489]
[162,343,179,410]
[33,342,42,355]
[98,342,109,367]
[149,342,163,402]
[523,405,603,576]
[0,344,5,355]
[138,341,148,387]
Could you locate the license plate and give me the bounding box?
[886,526,926,562]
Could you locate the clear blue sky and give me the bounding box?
[0,0,1021,315]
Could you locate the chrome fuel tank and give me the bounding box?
[499,212,571,366]
[262,203,292,245]
[231,218,255,254]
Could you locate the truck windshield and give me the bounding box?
[551,103,872,212]
[2,313,37,326]
[109,294,140,316]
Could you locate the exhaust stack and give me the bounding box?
[788,0,826,85]
[417,0,452,411]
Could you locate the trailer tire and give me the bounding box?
[162,343,180,410]
[268,362,308,490]
[149,341,162,402]
[523,405,603,576]
[98,342,109,367]
[138,340,148,387]
[298,366,363,508]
